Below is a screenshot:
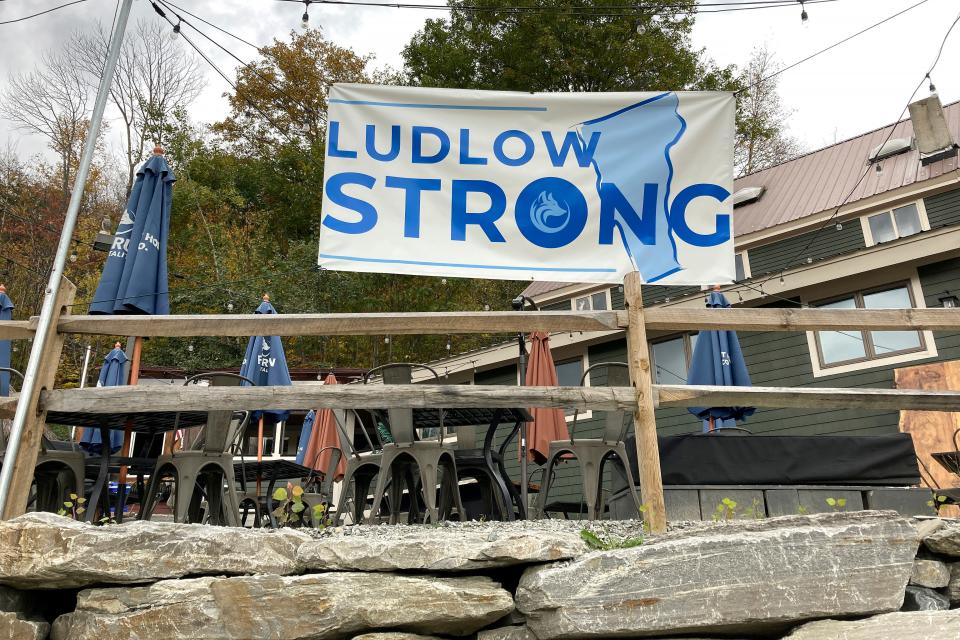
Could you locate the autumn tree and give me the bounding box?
[403,1,738,92]
[67,19,205,196]
[0,52,93,201]
[735,46,802,176]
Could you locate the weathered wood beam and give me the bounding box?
[47,307,960,337]
[39,384,639,414]
[655,384,960,412]
[54,311,625,337]
[0,321,34,340]
[644,307,960,332]
[0,393,17,420]
[39,383,960,415]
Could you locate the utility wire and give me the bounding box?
[160,0,261,51]
[0,0,88,25]
[757,6,960,291]
[737,0,932,94]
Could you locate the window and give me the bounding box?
[863,202,926,245]
[573,290,609,311]
[813,283,925,369]
[650,334,698,384]
[555,357,584,417]
[735,252,749,282]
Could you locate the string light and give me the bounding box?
[465,18,472,30]
[187,343,194,353]
[927,73,937,94]
[171,20,181,39]
[799,0,808,23]
[875,162,883,176]
[835,222,843,230]
[806,257,813,264]
[226,301,234,311]
[301,0,310,28]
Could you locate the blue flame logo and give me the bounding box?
[529,191,570,233]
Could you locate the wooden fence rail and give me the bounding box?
[2,307,959,339]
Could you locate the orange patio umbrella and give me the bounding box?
[302,373,347,480]
[525,332,569,464]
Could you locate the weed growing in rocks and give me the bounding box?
[579,526,644,551]
[57,494,86,519]
[927,493,948,515]
[712,497,737,521]
[272,483,306,527]
[825,497,847,512]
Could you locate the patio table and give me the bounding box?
[410,407,533,520]
[47,410,207,523]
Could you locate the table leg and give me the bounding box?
[482,410,514,521]
[86,422,111,523]
[265,476,277,529]
[520,421,528,518]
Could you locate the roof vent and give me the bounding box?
[908,95,958,166]
[868,137,912,163]
[732,186,765,208]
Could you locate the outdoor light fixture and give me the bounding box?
[928,74,937,95]
[482,303,491,311]
[301,0,310,28]
[170,21,180,39]
[836,222,843,230]
[465,18,473,30]
[93,215,114,252]
[799,1,808,23]
[511,295,536,311]
[940,295,959,308]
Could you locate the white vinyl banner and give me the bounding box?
[319,84,735,285]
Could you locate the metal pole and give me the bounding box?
[71,344,94,441]
[0,0,134,516]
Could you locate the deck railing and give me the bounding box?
[1,273,959,531]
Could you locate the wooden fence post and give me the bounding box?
[623,271,667,533]
[2,277,75,519]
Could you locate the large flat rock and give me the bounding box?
[783,610,960,639]
[516,512,917,639]
[52,573,514,640]
[0,512,308,589]
[299,527,587,572]
[923,522,960,557]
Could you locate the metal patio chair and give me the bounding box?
[534,362,644,521]
[139,372,253,525]
[364,363,464,524]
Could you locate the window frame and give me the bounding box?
[805,275,937,377]
[735,251,751,281]
[553,352,591,422]
[859,199,930,247]
[571,288,612,312]
[649,333,698,385]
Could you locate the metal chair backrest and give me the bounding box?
[0,368,24,451]
[570,362,630,446]
[364,363,443,446]
[181,372,255,454]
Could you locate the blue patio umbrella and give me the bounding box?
[79,345,128,453]
[239,297,292,426]
[295,410,317,466]
[686,291,755,432]
[90,153,175,315]
[0,285,13,397]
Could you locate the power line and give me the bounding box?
[757,6,960,291]
[738,0,932,94]
[0,0,88,25]
[160,0,261,51]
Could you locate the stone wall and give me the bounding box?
[0,511,959,639]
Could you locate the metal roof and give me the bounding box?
[522,100,960,300]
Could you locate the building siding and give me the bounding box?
[924,187,960,229]
[538,257,960,509]
[747,223,866,277]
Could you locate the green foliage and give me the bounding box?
[712,497,738,522]
[57,493,87,519]
[579,525,644,550]
[927,493,948,514]
[825,497,848,512]
[271,482,306,527]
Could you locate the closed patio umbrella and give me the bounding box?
[686,290,755,431]
[525,332,569,464]
[300,373,346,480]
[240,296,292,464]
[79,344,128,453]
[0,284,13,397]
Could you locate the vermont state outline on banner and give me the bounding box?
[319,85,734,285]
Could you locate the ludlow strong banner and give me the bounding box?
[319,84,734,285]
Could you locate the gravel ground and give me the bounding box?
[303,517,709,543]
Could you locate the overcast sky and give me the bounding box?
[1,0,958,162]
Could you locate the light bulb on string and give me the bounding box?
[301,0,311,29]
[875,162,883,177]
[187,343,194,353]
[171,21,181,39]
[226,301,234,312]
[69,252,77,263]
[835,222,843,231]
[465,18,473,31]
[928,74,937,95]
[799,1,808,24]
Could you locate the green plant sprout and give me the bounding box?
[272,482,306,527]
[57,493,86,519]
[311,503,331,530]
[712,497,737,522]
[927,494,948,514]
[579,525,644,551]
[825,497,847,512]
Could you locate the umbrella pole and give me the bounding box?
[256,416,264,496]
[517,331,528,517]
[117,336,142,514]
